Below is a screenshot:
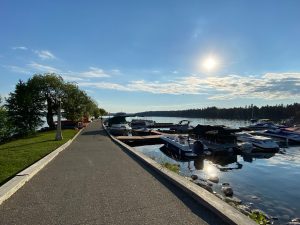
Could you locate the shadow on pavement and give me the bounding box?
[81,130,107,136]
[114,141,229,225]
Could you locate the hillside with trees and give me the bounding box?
[136,103,300,122]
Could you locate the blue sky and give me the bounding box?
[1,0,300,113]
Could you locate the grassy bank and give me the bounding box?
[0,129,78,185]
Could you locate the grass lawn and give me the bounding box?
[0,129,78,185]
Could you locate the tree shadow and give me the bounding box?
[0,140,54,151]
[81,129,107,136]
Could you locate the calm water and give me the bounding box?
[132,117,300,224]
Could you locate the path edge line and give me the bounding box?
[0,127,84,205]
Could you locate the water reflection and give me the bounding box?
[242,152,275,163]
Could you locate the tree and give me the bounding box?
[99,108,107,116]
[6,81,44,136]
[0,96,13,142]
[28,74,64,129]
[62,83,87,121]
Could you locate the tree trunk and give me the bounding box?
[46,98,55,129]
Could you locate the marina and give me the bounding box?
[104,115,300,225]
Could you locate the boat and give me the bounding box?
[160,134,208,159]
[243,119,286,131]
[170,120,194,133]
[255,129,300,143]
[192,125,240,143]
[235,132,279,152]
[105,112,134,136]
[131,127,152,136]
[108,123,132,136]
[130,119,155,129]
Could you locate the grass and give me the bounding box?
[0,129,78,185]
[162,162,180,174]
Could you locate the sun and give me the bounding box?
[202,56,218,71]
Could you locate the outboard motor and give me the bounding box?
[192,140,204,155]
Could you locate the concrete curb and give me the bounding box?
[0,128,84,206]
[103,125,257,225]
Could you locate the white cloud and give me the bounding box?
[34,50,56,60]
[111,69,121,74]
[12,46,28,50]
[2,65,30,74]
[28,62,60,73]
[78,67,110,78]
[61,75,85,82]
[79,81,132,91]
[77,72,300,101]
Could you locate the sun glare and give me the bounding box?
[202,56,218,71]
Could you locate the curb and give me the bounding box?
[103,124,257,225]
[0,128,84,206]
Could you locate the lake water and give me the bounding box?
[130,117,300,225]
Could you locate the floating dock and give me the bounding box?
[115,135,164,146]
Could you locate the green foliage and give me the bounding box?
[249,211,269,225]
[28,74,64,129]
[99,108,108,116]
[6,81,44,136]
[162,162,180,173]
[0,97,14,143]
[62,83,98,121]
[0,129,77,184]
[4,73,107,137]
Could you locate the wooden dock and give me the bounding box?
[115,135,164,146]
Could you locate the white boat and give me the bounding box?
[160,135,208,159]
[255,129,300,143]
[108,123,132,136]
[131,119,155,129]
[170,120,193,133]
[235,132,279,152]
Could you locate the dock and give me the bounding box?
[115,135,164,146]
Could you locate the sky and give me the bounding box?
[0,0,300,113]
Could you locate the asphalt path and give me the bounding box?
[0,121,228,225]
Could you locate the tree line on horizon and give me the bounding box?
[0,73,107,143]
[136,103,300,122]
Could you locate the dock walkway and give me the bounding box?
[0,121,227,225]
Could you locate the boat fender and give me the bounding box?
[192,141,204,154]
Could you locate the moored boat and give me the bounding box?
[255,129,300,143]
[108,123,132,136]
[170,120,194,133]
[160,134,208,159]
[235,131,279,152]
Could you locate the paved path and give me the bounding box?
[0,121,228,225]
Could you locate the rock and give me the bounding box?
[225,196,242,205]
[250,195,260,200]
[288,218,300,225]
[215,193,225,201]
[208,175,219,183]
[222,186,233,197]
[222,182,230,186]
[193,180,213,192]
[237,205,252,216]
[191,174,198,180]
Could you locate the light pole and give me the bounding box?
[55,97,63,141]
